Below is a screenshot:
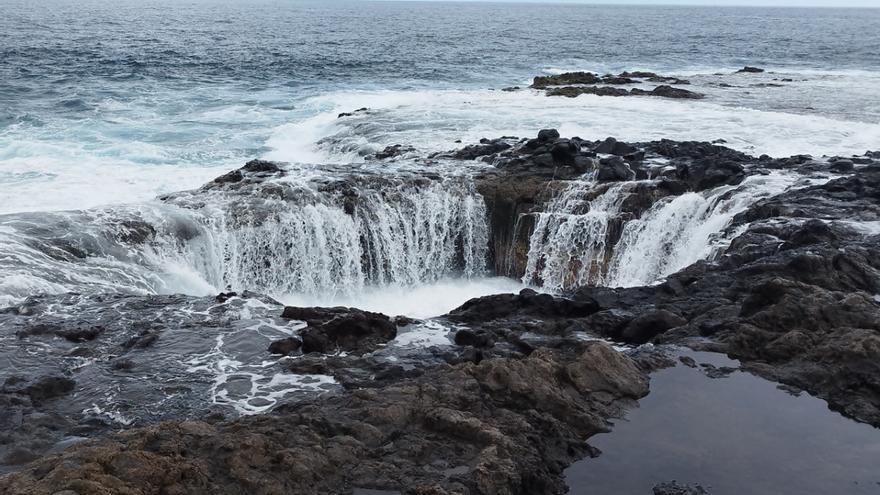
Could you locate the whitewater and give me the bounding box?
[2,1,880,316]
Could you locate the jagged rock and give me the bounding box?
[0,343,647,495]
[454,329,495,348]
[215,291,238,303]
[531,72,601,88]
[369,144,416,160]
[643,85,704,99]
[654,481,710,495]
[210,159,285,184]
[282,307,397,355]
[830,159,855,172]
[618,310,688,344]
[546,86,630,97]
[545,85,703,99]
[268,337,303,355]
[594,137,637,156]
[737,66,765,73]
[596,156,635,182]
[550,139,579,165]
[450,138,512,160]
[537,128,560,142]
[338,107,368,118]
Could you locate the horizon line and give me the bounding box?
[372,0,880,8]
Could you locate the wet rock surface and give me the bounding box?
[0,343,648,494]
[462,131,798,277]
[2,133,880,493]
[455,146,880,425]
[532,71,704,99]
[281,306,398,355]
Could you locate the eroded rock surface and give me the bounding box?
[0,343,647,495]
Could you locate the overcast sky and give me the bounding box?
[397,0,879,7]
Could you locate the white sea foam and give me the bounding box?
[265,87,880,167]
[280,277,525,319]
[607,172,798,287]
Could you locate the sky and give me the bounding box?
[397,0,879,6]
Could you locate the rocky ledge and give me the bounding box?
[447,133,880,426]
[0,341,654,494]
[2,133,879,494]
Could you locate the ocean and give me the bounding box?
[2,0,879,214]
[2,4,880,487]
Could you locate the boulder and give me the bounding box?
[268,337,303,355]
[620,310,688,344]
[282,307,397,355]
[537,128,560,142]
[596,156,635,182]
[531,72,601,88]
[594,137,637,156]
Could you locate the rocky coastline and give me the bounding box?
[2,124,879,494]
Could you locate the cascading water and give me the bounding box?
[605,172,798,287]
[0,178,491,311]
[521,172,799,292]
[522,180,633,291]
[176,180,490,299]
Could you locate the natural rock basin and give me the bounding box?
[279,277,525,319]
[565,349,880,495]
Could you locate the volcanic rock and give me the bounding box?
[282,307,397,354]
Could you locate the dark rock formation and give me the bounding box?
[596,156,635,182]
[369,144,417,160]
[654,481,710,495]
[594,137,637,156]
[533,71,690,89]
[282,306,397,355]
[450,138,512,160]
[267,337,303,355]
[338,107,369,118]
[2,134,879,494]
[0,343,648,495]
[634,85,705,99]
[532,70,702,99]
[531,71,602,88]
[211,159,285,185]
[546,86,631,97]
[452,132,781,276]
[737,66,765,73]
[451,163,880,426]
[546,85,704,100]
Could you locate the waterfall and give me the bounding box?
[522,181,632,291]
[521,172,798,292]
[0,178,490,306]
[605,172,797,287]
[161,179,490,299]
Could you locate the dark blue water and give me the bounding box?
[4,0,879,88]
